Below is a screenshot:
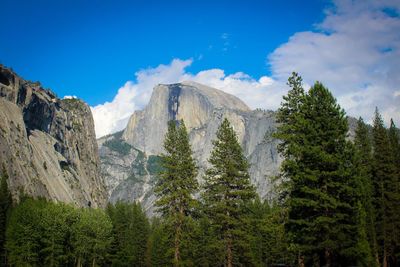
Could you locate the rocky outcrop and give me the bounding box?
[99,82,283,213]
[0,65,107,207]
[98,131,160,213]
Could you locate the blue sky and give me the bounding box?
[1,0,399,137]
[1,0,326,105]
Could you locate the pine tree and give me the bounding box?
[0,167,12,267]
[71,208,113,267]
[6,198,45,266]
[190,216,225,267]
[273,72,308,265]
[146,217,171,267]
[276,80,360,266]
[247,198,294,266]
[107,201,149,266]
[275,72,305,163]
[372,110,398,267]
[202,118,256,267]
[388,120,400,263]
[155,120,198,266]
[354,118,378,266]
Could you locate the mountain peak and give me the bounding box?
[154,81,250,112]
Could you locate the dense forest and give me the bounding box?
[0,73,399,266]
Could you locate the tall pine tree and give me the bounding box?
[276,80,360,266]
[372,109,398,267]
[388,119,400,264]
[354,118,377,266]
[202,118,256,267]
[155,120,198,266]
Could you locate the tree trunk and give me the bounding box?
[325,248,332,267]
[383,249,387,267]
[375,251,381,267]
[227,237,233,267]
[92,257,96,267]
[298,253,305,267]
[174,228,181,267]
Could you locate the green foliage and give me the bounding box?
[188,216,225,267]
[106,201,149,266]
[372,109,399,266]
[103,138,132,156]
[6,198,112,267]
[71,208,113,266]
[202,118,256,266]
[155,120,199,266]
[6,198,45,266]
[354,117,378,266]
[131,149,147,176]
[247,199,295,266]
[147,155,163,175]
[61,98,85,112]
[146,218,171,267]
[0,168,12,266]
[388,119,400,261]
[275,75,361,265]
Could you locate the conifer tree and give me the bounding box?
[373,111,399,267]
[248,198,294,266]
[275,72,305,163]
[276,80,360,266]
[388,119,400,263]
[190,216,225,267]
[146,217,171,267]
[202,118,256,267]
[273,72,308,265]
[155,120,198,266]
[106,201,149,266]
[0,168,12,267]
[354,118,378,266]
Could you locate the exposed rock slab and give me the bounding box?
[0,65,107,207]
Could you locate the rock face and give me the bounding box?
[0,65,107,207]
[99,81,282,213]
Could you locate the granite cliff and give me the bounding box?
[0,65,107,207]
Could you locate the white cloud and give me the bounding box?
[91,59,193,137]
[268,0,400,125]
[63,95,77,99]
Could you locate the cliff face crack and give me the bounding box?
[167,84,182,121]
[23,94,54,133]
[0,71,11,86]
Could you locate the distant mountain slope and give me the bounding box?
[0,65,107,207]
[98,82,282,213]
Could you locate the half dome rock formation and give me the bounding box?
[99,81,282,213]
[0,65,107,207]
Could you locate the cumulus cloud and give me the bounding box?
[269,0,400,124]
[91,59,193,137]
[92,59,282,137]
[63,95,77,99]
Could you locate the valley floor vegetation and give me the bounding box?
[0,73,399,267]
